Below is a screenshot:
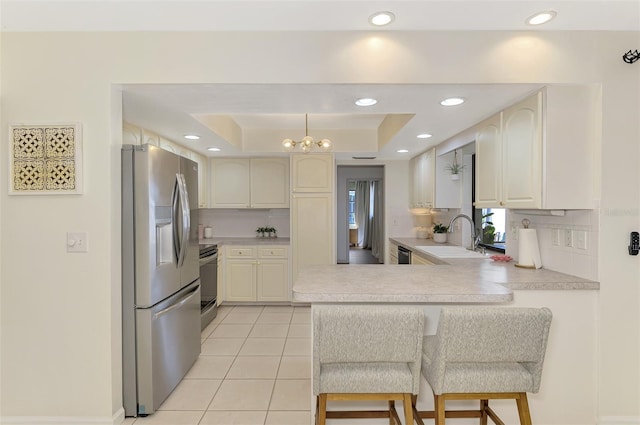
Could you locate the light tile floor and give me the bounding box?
[123,305,312,425]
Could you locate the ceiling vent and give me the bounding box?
[352,156,377,160]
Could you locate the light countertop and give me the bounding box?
[291,237,599,304]
[200,237,290,246]
[390,237,599,291]
[292,264,513,303]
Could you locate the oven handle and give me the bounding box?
[199,253,218,265]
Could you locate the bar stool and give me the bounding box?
[313,305,425,425]
[413,307,552,425]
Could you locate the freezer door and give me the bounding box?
[135,281,201,415]
[179,156,199,288]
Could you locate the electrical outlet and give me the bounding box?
[67,232,88,253]
[552,228,561,246]
[510,221,518,240]
[574,230,587,250]
[564,229,573,247]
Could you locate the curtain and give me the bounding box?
[370,180,384,263]
[355,181,371,248]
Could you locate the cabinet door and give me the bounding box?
[226,260,256,301]
[142,129,160,146]
[502,92,542,208]
[411,255,434,265]
[422,149,435,208]
[250,158,290,208]
[474,113,502,208]
[189,152,208,208]
[257,260,289,301]
[292,193,334,280]
[210,158,251,208]
[123,122,142,145]
[291,154,333,193]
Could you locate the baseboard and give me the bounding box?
[1,408,126,425]
[599,416,640,425]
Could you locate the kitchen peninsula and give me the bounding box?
[293,239,600,425]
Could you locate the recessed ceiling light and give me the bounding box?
[526,10,557,26]
[397,149,409,153]
[355,97,378,107]
[184,134,200,140]
[369,11,395,27]
[417,133,433,139]
[440,97,465,106]
[207,147,221,152]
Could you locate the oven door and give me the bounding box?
[199,253,218,329]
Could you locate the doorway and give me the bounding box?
[336,166,384,264]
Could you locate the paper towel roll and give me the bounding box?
[517,228,542,269]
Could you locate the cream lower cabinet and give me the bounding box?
[411,254,434,265]
[389,243,399,264]
[224,246,289,302]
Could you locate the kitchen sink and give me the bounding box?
[415,245,488,259]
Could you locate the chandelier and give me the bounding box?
[282,114,332,153]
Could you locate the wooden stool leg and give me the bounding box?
[515,393,532,425]
[389,400,395,425]
[317,394,327,425]
[403,393,414,425]
[434,394,446,425]
[480,399,489,425]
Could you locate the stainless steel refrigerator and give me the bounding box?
[121,144,201,416]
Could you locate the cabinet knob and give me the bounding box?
[270,251,274,255]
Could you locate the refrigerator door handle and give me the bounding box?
[171,174,181,266]
[152,285,199,320]
[176,173,191,267]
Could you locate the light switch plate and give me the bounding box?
[67,232,88,253]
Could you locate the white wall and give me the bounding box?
[1,30,639,425]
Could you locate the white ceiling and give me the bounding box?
[3,0,638,159]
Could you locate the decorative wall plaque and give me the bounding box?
[9,124,82,195]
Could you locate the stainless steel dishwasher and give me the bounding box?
[398,246,411,264]
[199,244,218,329]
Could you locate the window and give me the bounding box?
[474,207,506,251]
[348,190,357,229]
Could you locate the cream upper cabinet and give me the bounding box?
[474,113,503,208]
[291,154,333,193]
[474,86,597,210]
[501,93,542,208]
[410,149,435,208]
[123,122,142,145]
[210,158,251,208]
[250,158,290,208]
[142,128,160,146]
[189,151,209,208]
[210,158,289,208]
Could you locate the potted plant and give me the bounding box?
[433,223,448,243]
[266,226,277,238]
[445,150,465,180]
[256,226,266,238]
[481,212,496,244]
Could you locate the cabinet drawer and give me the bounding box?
[258,247,288,259]
[227,246,256,258]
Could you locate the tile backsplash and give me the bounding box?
[431,208,599,281]
[507,209,599,281]
[198,209,290,238]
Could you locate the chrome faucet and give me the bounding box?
[448,214,482,252]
